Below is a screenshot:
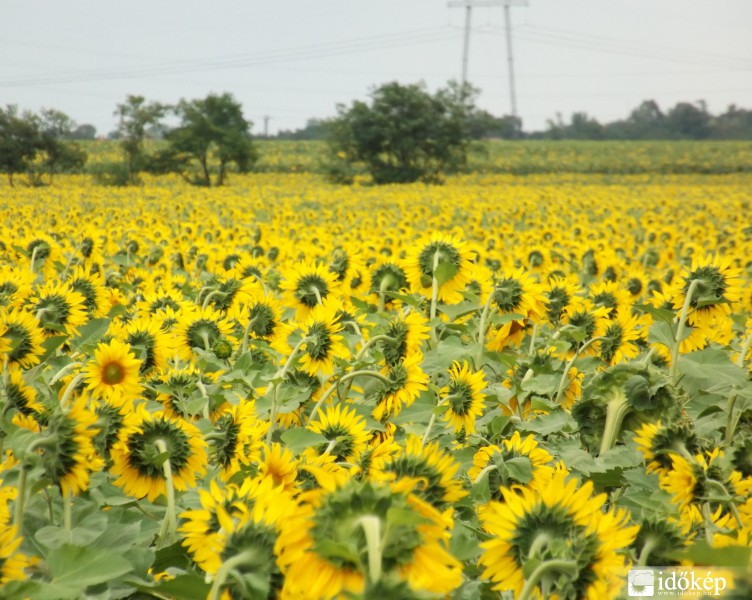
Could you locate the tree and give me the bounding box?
[0,106,39,186]
[115,95,167,183]
[34,109,87,183]
[163,92,257,186]
[68,124,97,140]
[666,101,710,139]
[327,81,474,184]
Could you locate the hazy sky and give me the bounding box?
[2,0,751,135]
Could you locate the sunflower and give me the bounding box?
[308,404,370,463]
[200,273,259,313]
[441,361,486,435]
[0,310,44,369]
[38,396,105,496]
[296,301,350,377]
[368,260,409,308]
[24,281,88,338]
[596,307,647,365]
[153,365,217,420]
[67,265,108,318]
[275,479,462,599]
[405,232,474,305]
[256,442,299,493]
[180,476,295,598]
[372,352,428,422]
[174,305,234,360]
[588,280,631,318]
[280,260,340,320]
[2,364,43,417]
[110,407,208,502]
[478,470,638,599]
[210,399,266,481]
[231,292,286,349]
[374,435,467,512]
[118,316,172,377]
[468,432,555,498]
[0,266,33,309]
[0,521,31,585]
[134,286,186,319]
[543,276,580,326]
[674,254,743,331]
[560,297,610,355]
[633,420,701,476]
[84,338,143,404]
[378,311,430,367]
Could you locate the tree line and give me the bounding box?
[2,84,752,187]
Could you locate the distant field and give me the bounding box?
[80,138,752,175]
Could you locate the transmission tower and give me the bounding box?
[448,0,528,117]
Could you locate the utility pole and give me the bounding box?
[263,115,270,138]
[447,0,528,117]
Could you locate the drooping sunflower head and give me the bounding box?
[0,266,33,310]
[39,396,105,497]
[66,266,108,318]
[368,260,409,307]
[275,478,462,599]
[110,407,208,502]
[373,352,428,422]
[406,233,473,304]
[211,400,266,482]
[174,305,234,360]
[378,311,430,367]
[257,442,299,493]
[675,254,743,330]
[596,307,647,365]
[543,275,580,326]
[308,405,370,463]
[297,301,350,377]
[2,364,43,417]
[490,267,545,319]
[25,282,88,338]
[633,420,701,476]
[441,361,486,435]
[374,435,467,511]
[120,316,171,376]
[478,470,638,599]
[280,260,340,320]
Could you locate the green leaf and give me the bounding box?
[46,544,132,591]
[679,541,752,567]
[518,411,576,436]
[71,317,110,351]
[647,320,676,349]
[505,456,533,484]
[141,573,212,600]
[280,428,326,454]
[636,303,676,324]
[677,348,747,394]
[40,335,68,362]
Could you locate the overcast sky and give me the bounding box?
[2,0,751,135]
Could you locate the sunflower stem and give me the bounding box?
[62,490,73,543]
[518,559,578,600]
[267,337,309,444]
[705,479,744,529]
[599,392,630,456]
[472,464,497,485]
[49,361,82,386]
[702,503,715,545]
[154,439,177,548]
[12,463,28,529]
[670,279,701,381]
[528,323,538,356]
[29,244,40,273]
[637,536,660,566]
[476,290,497,366]
[208,549,256,600]
[725,392,740,445]
[737,331,752,368]
[240,315,261,354]
[59,372,86,411]
[310,285,323,306]
[429,250,440,322]
[201,290,226,311]
[307,370,391,425]
[358,515,383,584]
[354,335,393,363]
[377,273,396,312]
[554,336,607,405]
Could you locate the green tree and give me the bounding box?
[327,81,474,184]
[0,105,40,186]
[35,109,87,184]
[114,95,167,184]
[163,92,257,186]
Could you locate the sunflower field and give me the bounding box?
[1,168,752,599]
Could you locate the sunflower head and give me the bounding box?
[441,361,486,435]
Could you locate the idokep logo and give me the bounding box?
[628,569,655,597]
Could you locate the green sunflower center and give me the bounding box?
[685,264,728,308]
[492,277,524,312]
[127,418,193,477]
[568,311,596,340]
[447,380,475,416]
[212,414,241,468]
[626,277,643,295]
[71,278,98,314]
[186,319,222,351]
[310,481,424,571]
[150,296,180,313]
[128,330,157,374]
[28,239,51,262]
[599,322,624,363]
[417,241,461,280]
[546,287,570,323]
[370,263,408,296]
[295,274,329,308]
[6,323,34,364]
[249,303,276,338]
[305,321,333,361]
[592,291,617,315]
[387,456,447,509]
[36,294,73,333]
[528,250,544,268]
[317,423,357,461]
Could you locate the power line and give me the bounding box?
[0,27,461,88]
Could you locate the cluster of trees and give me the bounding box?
[0,107,87,186]
[3,85,752,187]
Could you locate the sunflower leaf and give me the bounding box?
[46,544,132,591]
